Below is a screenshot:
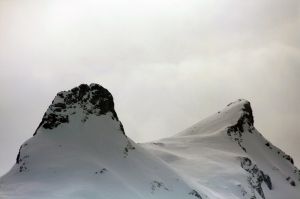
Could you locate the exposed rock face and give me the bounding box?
[227,100,254,152]
[189,190,202,199]
[16,144,29,172]
[240,157,272,199]
[283,154,294,165]
[33,83,120,136]
[265,141,295,165]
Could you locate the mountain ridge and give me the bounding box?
[1,83,299,199]
[0,84,205,199]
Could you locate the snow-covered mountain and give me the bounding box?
[0,84,299,199]
[0,84,201,199]
[143,99,300,199]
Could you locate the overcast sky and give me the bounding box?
[0,0,299,176]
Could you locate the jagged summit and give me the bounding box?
[225,99,254,126]
[34,83,119,135]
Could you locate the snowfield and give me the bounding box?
[0,84,299,199]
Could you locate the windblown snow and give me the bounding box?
[0,83,299,199]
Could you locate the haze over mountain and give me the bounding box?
[0,84,299,199]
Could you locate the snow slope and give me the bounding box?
[0,84,299,199]
[143,99,300,199]
[0,84,203,199]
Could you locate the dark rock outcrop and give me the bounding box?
[227,100,254,133]
[227,100,254,152]
[283,154,294,165]
[189,190,202,199]
[33,83,120,135]
[15,143,29,172]
[240,157,272,199]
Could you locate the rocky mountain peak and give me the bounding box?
[33,83,119,135]
[227,99,254,130]
[226,99,255,152]
[240,100,254,126]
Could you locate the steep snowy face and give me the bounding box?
[144,100,300,199]
[0,84,205,199]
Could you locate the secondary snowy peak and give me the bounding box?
[144,99,300,199]
[34,83,120,136]
[224,100,296,165]
[176,99,253,137]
